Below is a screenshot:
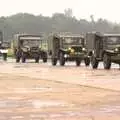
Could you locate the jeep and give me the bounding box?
[1,41,10,61]
[0,31,9,61]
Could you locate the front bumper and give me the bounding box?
[64,52,85,59]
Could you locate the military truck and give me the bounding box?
[48,33,90,66]
[13,34,47,63]
[86,32,120,69]
[0,31,9,61]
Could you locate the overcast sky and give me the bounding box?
[0,0,120,23]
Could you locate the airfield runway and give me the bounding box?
[0,58,120,119]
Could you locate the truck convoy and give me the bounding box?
[1,30,120,70]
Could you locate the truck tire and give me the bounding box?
[35,56,39,63]
[76,59,81,66]
[16,56,20,63]
[22,53,26,63]
[16,50,21,63]
[43,57,47,63]
[84,57,90,66]
[52,58,57,66]
[42,52,47,63]
[103,54,111,69]
[3,53,7,61]
[59,52,65,66]
[91,55,99,69]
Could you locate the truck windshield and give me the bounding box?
[22,40,41,47]
[106,36,120,45]
[2,42,9,48]
[62,37,83,47]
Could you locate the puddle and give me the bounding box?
[0,99,67,109]
[11,116,24,119]
[32,85,52,90]
[99,104,120,113]
[0,98,120,118]
[14,86,52,93]
[29,105,120,119]
[0,100,19,108]
[31,100,67,108]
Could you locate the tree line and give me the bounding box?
[0,9,120,41]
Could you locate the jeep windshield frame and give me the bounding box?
[21,39,42,47]
[105,36,120,45]
[19,35,42,47]
[61,36,84,48]
[2,42,10,48]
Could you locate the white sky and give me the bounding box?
[0,0,120,23]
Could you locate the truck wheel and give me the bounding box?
[35,56,39,63]
[84,57,90,66]
[3,53,7,61]
[16,56,20,63]
[103,54,111,69]
[76,59,81,66]
[52,58,57,66]
[42,52,47,63]
[22,53,26,63]
[43,57,47,63]
[91,55,99,69]
[16,50,21,63]
[59,52,65,66]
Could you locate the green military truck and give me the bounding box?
[48,33,90,66]
[13,34,47,63]
[86,32,120,69]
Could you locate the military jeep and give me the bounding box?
[0,41,10,61]
[48,33,90,66]
[0,31,9,61]
[86,32,120,69]
[13,34,47,63]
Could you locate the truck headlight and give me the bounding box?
[71,49,74,53]
[68,48,74,53]
[64,54,67,58]
[68,47,71,50]
[115,48,119,52]
[82,48,86,51]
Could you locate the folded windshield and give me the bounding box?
[62,37,83,45]
[106,36,120,45]
[61,37,83,48]
[22,40,41,47]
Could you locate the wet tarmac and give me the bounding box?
[0,59,120,91]
[0,58,120,119]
